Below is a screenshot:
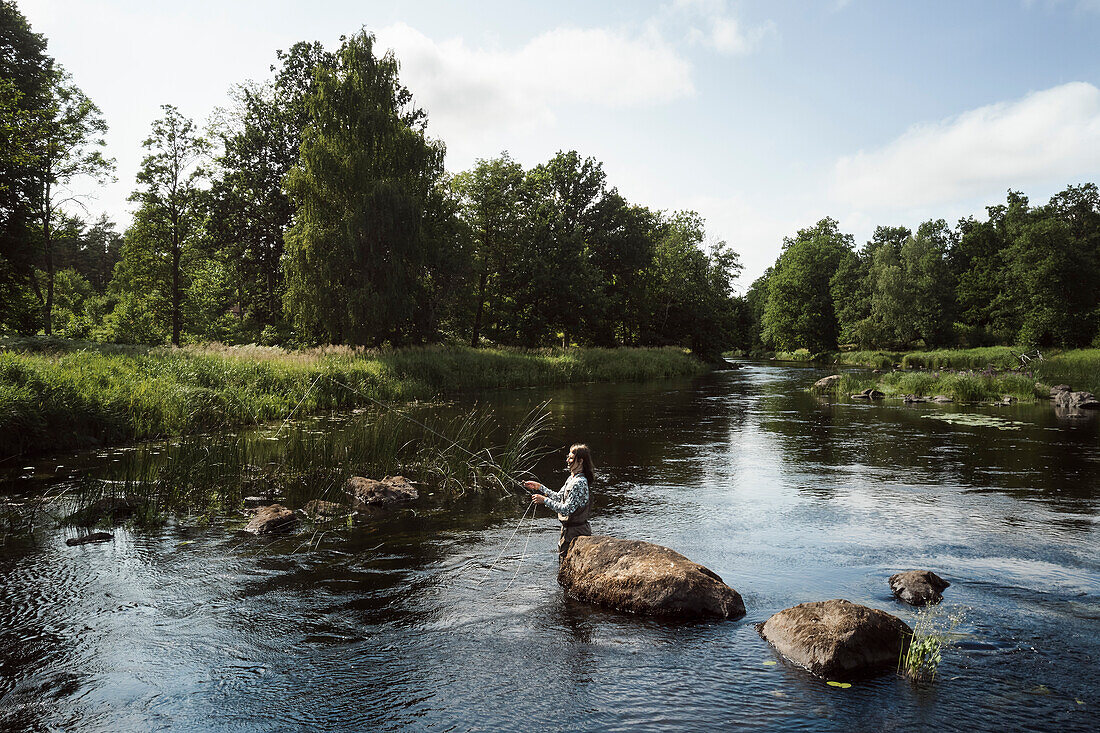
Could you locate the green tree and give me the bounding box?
[900,219,955,346]
[453,152,525,347]
[762,217,853,352]
[206,41,334,339]
[642,211,742,358]
[26,68,114,335]
[283,30,448,346]
[508,151,610,346]
[0,0,52,332]
[125,104,209,345]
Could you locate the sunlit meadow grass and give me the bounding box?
[0,339,705,458]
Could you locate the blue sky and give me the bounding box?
[18,0,1100,284]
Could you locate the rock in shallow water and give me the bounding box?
[759,599,911,680]
[1054,390,1100,410]
[557,536,746,619]
[243,504,298,535]
[302,499,351,520]
[65,532,114,546]
[346,476,418,507]
[889,570,950,606]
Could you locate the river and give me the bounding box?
[1,362,1098,732]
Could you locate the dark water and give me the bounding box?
[2,363,1099,732]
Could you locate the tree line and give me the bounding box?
[6,2,1097,359]
[748,183,1100,353]
[0,5,743,358]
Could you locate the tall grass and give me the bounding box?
[0,340,705,458]
[899,605,965,684]
[55,401,552,528]
[813,370,1044,401]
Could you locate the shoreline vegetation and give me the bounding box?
[0,338,707,459]
[750,346,1100,401]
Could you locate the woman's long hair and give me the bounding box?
[570,443,595,485]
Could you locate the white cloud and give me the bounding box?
[832,82,1100,209]
[376,22,694,144]
[674,0,775,55]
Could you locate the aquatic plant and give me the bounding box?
[55,400,553,528]
[899,605,965,684]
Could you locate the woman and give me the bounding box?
[525,444,594,563]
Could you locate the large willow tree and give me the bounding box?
[283,30,447,346]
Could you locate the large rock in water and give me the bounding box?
[243,504,298,535]
[558,536,746,619]
[760,599,911,680]
[889,570,950,606]
[346,476,418,507]
[812,375,842,392]
[1054,390,1100,410]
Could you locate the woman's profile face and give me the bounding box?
[566,449,576,471]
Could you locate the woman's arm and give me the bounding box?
[543,476,588,516]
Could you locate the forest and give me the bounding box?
[3,1,1099,360]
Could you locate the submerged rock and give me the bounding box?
[889,570,950,606]
[65,497,140,527]
[759,599,911,680]
[346,476,418,507]
[813,375,842,391]
[243,504,298,535]
[851,388,885,400]
[931,395,953,403]
[903,394,929,404]
[65,532,114,546]
[558,535,746,619]
[302,499,351,520]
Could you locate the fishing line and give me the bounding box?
[477,499,536,584]
[498,498,540,595]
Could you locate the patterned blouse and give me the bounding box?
[540,474,589,518]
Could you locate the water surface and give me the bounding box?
[2,363,1098,731]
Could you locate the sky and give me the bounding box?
[17,0,1100,287]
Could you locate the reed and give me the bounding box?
[0,339,704,458]
[57,401,552,528]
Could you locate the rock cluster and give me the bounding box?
[851,388,884,400]
[558,536,745,619]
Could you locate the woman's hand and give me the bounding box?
[523,481,541,492]
[531,494,546,505]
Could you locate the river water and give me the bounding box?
[1,363,1098,732]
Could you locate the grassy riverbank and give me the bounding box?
[0,339,707,458]
[794,347,1100,401]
